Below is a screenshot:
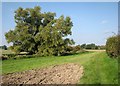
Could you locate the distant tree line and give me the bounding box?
[0,45,7,50]
[80,43,105,50]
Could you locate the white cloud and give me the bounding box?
[101,20,108,24]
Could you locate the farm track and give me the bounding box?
[1,63,83,84]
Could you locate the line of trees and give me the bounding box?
[80,43,105,50]
[0,45,7,50]
[5,6,74,56]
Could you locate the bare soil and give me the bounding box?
[2,63,84,84]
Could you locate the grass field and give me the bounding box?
[2,51,118,84]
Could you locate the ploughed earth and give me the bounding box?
[2,63,84,84]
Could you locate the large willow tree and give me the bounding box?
[5,6,74,56]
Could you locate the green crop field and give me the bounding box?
[2,51,118,84]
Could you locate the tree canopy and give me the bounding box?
[5,6,74,56]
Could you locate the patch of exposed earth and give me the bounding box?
[1,63,84,84]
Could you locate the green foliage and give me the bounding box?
[1,49,16,60]
[5,6,74,56]
[106,35,120,58]
[61,45,81,56]
[85,43,96,49]
[97,45,106,50]
[80,43,105,50]
[1,54,16,60]
[80,44,86,49]
[0,45,7,50]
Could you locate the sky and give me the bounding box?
[1,2,118,46]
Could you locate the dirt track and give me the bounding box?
[2,63,84,84]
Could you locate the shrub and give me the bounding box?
[3,54,16,59]
[106,35,120,58]
[61,45,81,56]
[0,55,8,60]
